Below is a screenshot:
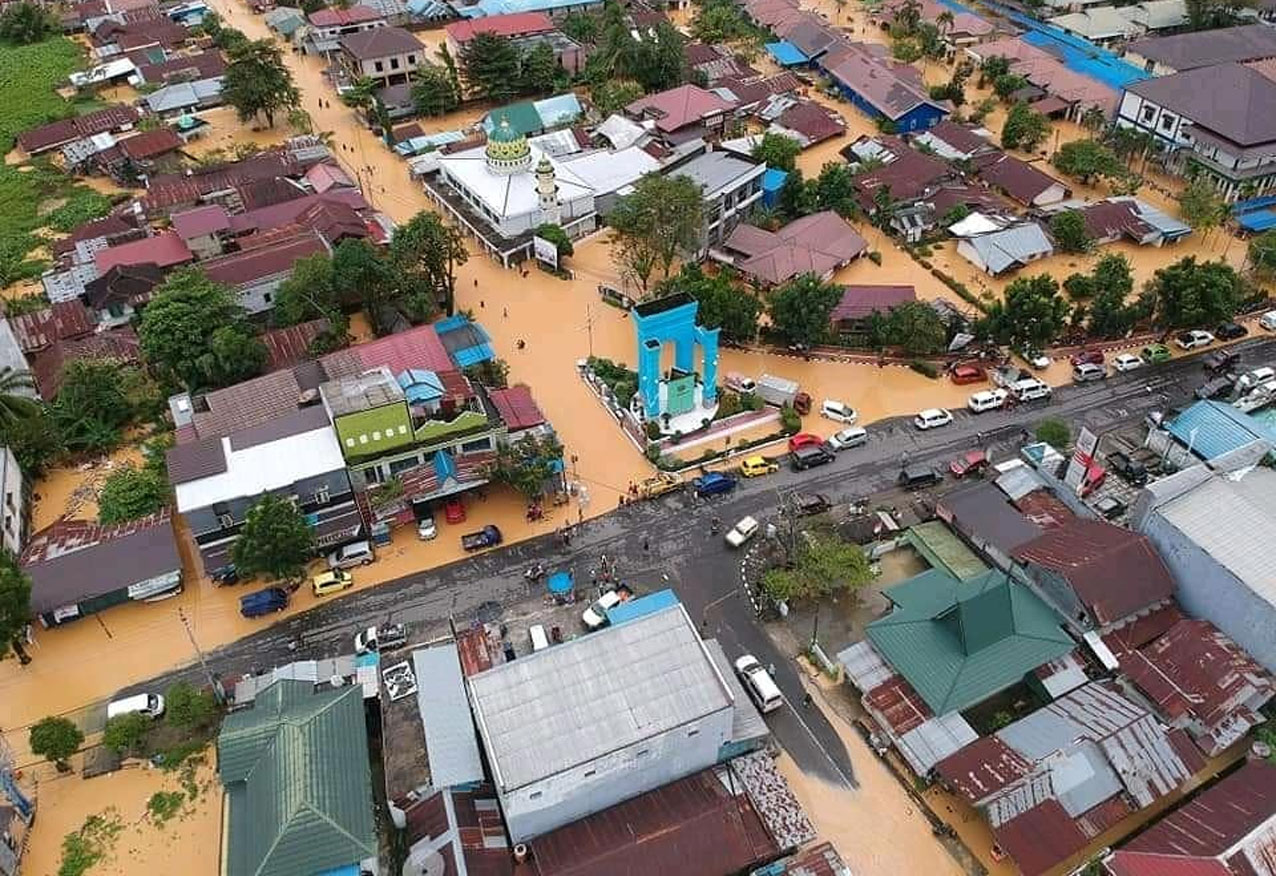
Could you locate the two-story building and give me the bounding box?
[666,151,767,257]
[338,26,426,87]
[304,4,386,55]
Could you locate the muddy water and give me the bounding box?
[31,445,145,531]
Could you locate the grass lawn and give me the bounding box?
[0,36,84,153]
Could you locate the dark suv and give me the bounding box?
[791,444,834,471]
[1215,321,1248,341]
[898,465,942,488]
[1203,349,1240,374]
[1107,451,1148,486]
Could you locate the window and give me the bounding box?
[407,54,416,64]
[529,791,543,800]
[372,430,382,441]
[461,438,493,454]
[583,769,596,778]
[217,513,234,529]
[389,457,418,476]
[687,728,700,737]
[1160,114,1175,132]
[390,57,400,70]
[1140,104,1156,124]
[263,292,272,304]
[374,60,384,72]
[313,486,330,505]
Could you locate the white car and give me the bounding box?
[914,408,954,430]
[582,590,623,630]
[734,654,783,712]
[416,512,437,540]
[1029,353,1051,370]
[967,388,1008,414]
[725,515,760,548]
[1112,353,1143,373]
[1260,310,1276,331]
[828,426,868,450]
[820,399,858,424]
[1176,329,1215,350]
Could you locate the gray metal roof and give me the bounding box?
[467,603,733,792]
[963,223,1053,274]
[995,466,1046,502]
[413,644,484,789]
[670,151,763,197]
[939,482,1043,554]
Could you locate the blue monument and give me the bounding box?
[631,293,719,433]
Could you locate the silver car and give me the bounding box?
[328,540,375,569]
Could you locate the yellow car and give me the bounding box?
[740,456,779,478]
[312,569,353,597]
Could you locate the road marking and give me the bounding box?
[781,691,859,790]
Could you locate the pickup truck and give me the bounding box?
[461,525,503,551]
[354,623,408,655]
[637,472,682,499]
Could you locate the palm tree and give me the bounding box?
[937,9,954,35]
[0,369,38,428]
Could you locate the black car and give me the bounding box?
[211,564,240,586]
[794,493,832,516]
[898,465,942,488]
[791,444,834,471]
[1195,373,1237,400]
[1215,321,1249,341]
[1203,348,1240,374]
[1107,451,1148,486]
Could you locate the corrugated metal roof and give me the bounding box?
[413,644,484,789]
[935,736,1032,804]
[894,711,979,777]
[991,799,1088,876]
[1167,400,1276,460]
[938,482,1043,554]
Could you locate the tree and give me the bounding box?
[332,237,393,312]
[609,173,704,290]
[0,405,63,477]
[1002,103,1050,151]
[165,681,216,729]
[0,368,38,428]
[629,21,686,92]
[979,54,1010,85]
[1250,229,1276,277]
[993,73,1028,100]
[1186,0,1246,29]
[762,532,872,603]
[1050,210,1092,254]
[411,66,460,117]
[969,97,997,125]
[223,39,299,128]
[691,0,756,43]
[752,132,801,172]
[668,263,761,343]
[340,75,377,111]
[1178,178,1226,236]
[103,712,150,755]
[591,79,644,116]
[533,223,573,259]
[813,162,858,216]
[140,268,266,390]
[1052,139,1123,184]
[768,273,842,347]
[461,33,522,102]
[1035,418,1070,448]
[561,10,599,42]
[53,359,135,453]
[881,301,948,355]
[486,433,564,499]
[391,211,468,317]
[777,169,816,220]
[892,0,923,33]
[232,493,314,580]
[1080,105,1108,134]
[29,716,83,771]
[1148,256,1246,328]
[978,274,1069,350]
[941,204,971,227]
[0,553,32,664]
[273,253,337,326]
[98,464,168,524]
[520,41,560,95]
[0,1,58,43]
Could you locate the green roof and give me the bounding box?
[866,568,1073,715]
[218,680,377,876]
[485,102,541,137]
[906,521,988,580]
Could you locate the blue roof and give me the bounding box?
[436,315,495,368]
[533,93,583,130]
[605,589,681,626]
[765,41,808,66]
[397,368,444,404]
[1237,210,1276,232]
[762,167,788,191]
[1166,400,1276,460]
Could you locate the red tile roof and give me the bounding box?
[853,144,951,208]
[18,105,141,154]
[9,301,94,354]
[974,152,1067,205]
[830,284,915,322]
[1080,200,1157,242]
[487,385,545,431]
[170,204,231,239]
[142,149,303,214]
[339,26,423,60]
[776,100,845,144]
[119,126,182,160]
[304,161,355,193]
[626,84,737,133]
[730,210,867,286]
[227,189,369,235]
[136,49,226,85]
[445,11,553,42]
[1012,488,1074,529]
[201,231,327,287]
[1106,852,1232,876]
[52,213,138,257]
[94,231,193,273]
[992,799,1089,876]
[308,4,382,26]
[935,736,1032,804]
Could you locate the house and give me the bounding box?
[444,11,583,78]
[83,263,165,326]
[169,406,360,573]
[848,137,953,214]
[1132,447,1276,673]
[715,210,866,286]
[169,204,231,258]
[829,284,916,336]
[201,229,331,314]
[118,126,182,164]
[94,230,193,275]
[1103,759,1276,876]
[936,483,1044,569]
[769,100,845,148]
[865,568,1074,716]
[819,42,947,132]
[1117,61,1276,200]
[1122,22,1276,75]
[17,105,140,155]
[487,384,550,440]
[1048,7,1142,46]
[134,49,226,84]
[1072,198,1160,245]
[1011,517,1176,634]
[957,223,1054,275]
[338,26,425,86]
[1117,0,1187,34]
[21,512,182,627]
[259,318,333,372]
[0,448,25,557]
[142,77,224,117]
[465,601,738,842]
[303,4,386,54]
[774,13,841,65]
[217,679,377,876]
[973,152,1070,207]
[966,37,1120,122]
[667,151,768,255]
[7,301,94,355]
[912,120,995,160]
[0,803,30,876]
[626,84,737,142]
[31,328,142,399]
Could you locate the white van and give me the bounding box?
[1011,378,1052,402]
[529,624,549,652]
[107,692,166,720]
[1261,310,1276,331]
[734,654,783,713]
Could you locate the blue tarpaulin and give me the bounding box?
[1237,210,1276,233]
[762,167,788,207]
[765,41,808,66]
[605,589,680,626]
[547,571,573,594]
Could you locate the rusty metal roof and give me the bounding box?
[991,799,1089,876]
[9,300,94,353]
[936,736,1032,804]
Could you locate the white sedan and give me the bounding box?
[1176,329,1215,350]
[820,399,858,424]
[914,408,954,430]
[1112,353,1143,372]
[828,426,868,450]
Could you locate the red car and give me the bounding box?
[443,496,466,524]
[949,450,989,478]
[788,433,822,453]
[1069,349,1105,367]
[949,364,986,385]
[1079,463,1107,497]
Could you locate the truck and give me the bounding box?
[637,472,682,499]
[354,623,408,655]
[756,374,812,414]
[461,525,503,551]
[239,587,289,618]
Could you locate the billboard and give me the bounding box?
[532,235,558,268]
[1064,426,1099,494]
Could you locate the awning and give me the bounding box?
[765,41,808,66]
[1030,95,1073,117]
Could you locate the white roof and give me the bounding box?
[559,145,660,195]
[594,113,648,150]
[70,58,137,87]
[1049,7,1142,38]
[412,644,484,788]
[948,211,1005,237]
[173,424,346,512]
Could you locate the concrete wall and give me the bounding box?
[0,446,25,556]
[500,705,732,842]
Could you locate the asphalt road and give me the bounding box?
[130,336,1276,788]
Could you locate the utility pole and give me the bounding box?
[580,304,595,358]
[177,607,223,704]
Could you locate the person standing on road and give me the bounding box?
[642,536,650,553]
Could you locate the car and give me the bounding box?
[949,449,989,479]
[787,433,823,453]
[443,496,466,524]
[210,564,239,586]
[1112,353,1143,373]
[354,623,408,655]
[914,408,953,430]
[1176,329,1215,350]
[1072,362,1106,383]
[1107,451,1148,486]
[725,372,757,393]
[1215,321,1248,341]
[1203,348,1240,374]
[820,399,858,423]
[949,363,985,385]
[794,493,832,516]
[735,654,783,712]
[790,444,834,470]
[107,693,166,720]
[582,589,625,630]
[1011,378,1052,403]
[1069,349,1105,367]
[1079,463,1107,498]
[1195,373,1237,400]
[416,511,437,541]
[828,426,868,450]
[240,586,289,618]
[740,455,779,477]
[1093,495,1128,520]
[461,525,503,551]
[1261,310,1276,331]
[692,471,737,497]
[312,569,354,597]
[725,515,760,548]
[1028,352,1051,370]
[637,473,682,499]
[898,465,942,488]
[1141,343,1172,364]
[1239,367,1276,392]
[967,388,1009,414]
[328,540,375,570]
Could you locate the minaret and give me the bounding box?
[535,155,560,226]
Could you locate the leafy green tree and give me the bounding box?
[1052,139,1123,184]
[1050,210,1092,253]
[52,359,135,453]
[690,0,757,43]
[273,253,337,326]
[0,553,32,663]
[0,405,62,477]
[761,532,871,602]
[390,211,469,318]
[486,433,564,498]
[223,39,299,128]
[561,10,599,42]
[29,716,83,771]
[519,41,560,94]
[140,268,265,390]
[1148,256,1246,328]
[993,73,1028,100]
[968,97,998,125]
[164,681,216,729]
[1080,105,1108,134]
[103,712,150,755]
[1002,102,1050,151]
[1179,178,1227,237]
[882,301,947,355]
[0,2,58,44]
[667,263,761,343]
[1035,418,1070,448]
[979,54,1010,85]
[332,237,392,309]
[590,79,644,116]
[777,169,816,220]
[340,75,377,111]
[978,274,1069,350]
[769,273,842,347]
[813,162,858,216]
[609,173,704,291]
[1250,229,1276,277]
[411,66,461,117]
[533,223,573,258]
[461,33,522,102]
[630,21,686,92]
[232,493,314,580]
[941,204,971,227]
[1186,0,1246,29]
[98,464,168,525]
[752,132,801,172]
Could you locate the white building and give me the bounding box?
[667,151,767,257]
[0,446,25,556]
[465,603,737,842]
